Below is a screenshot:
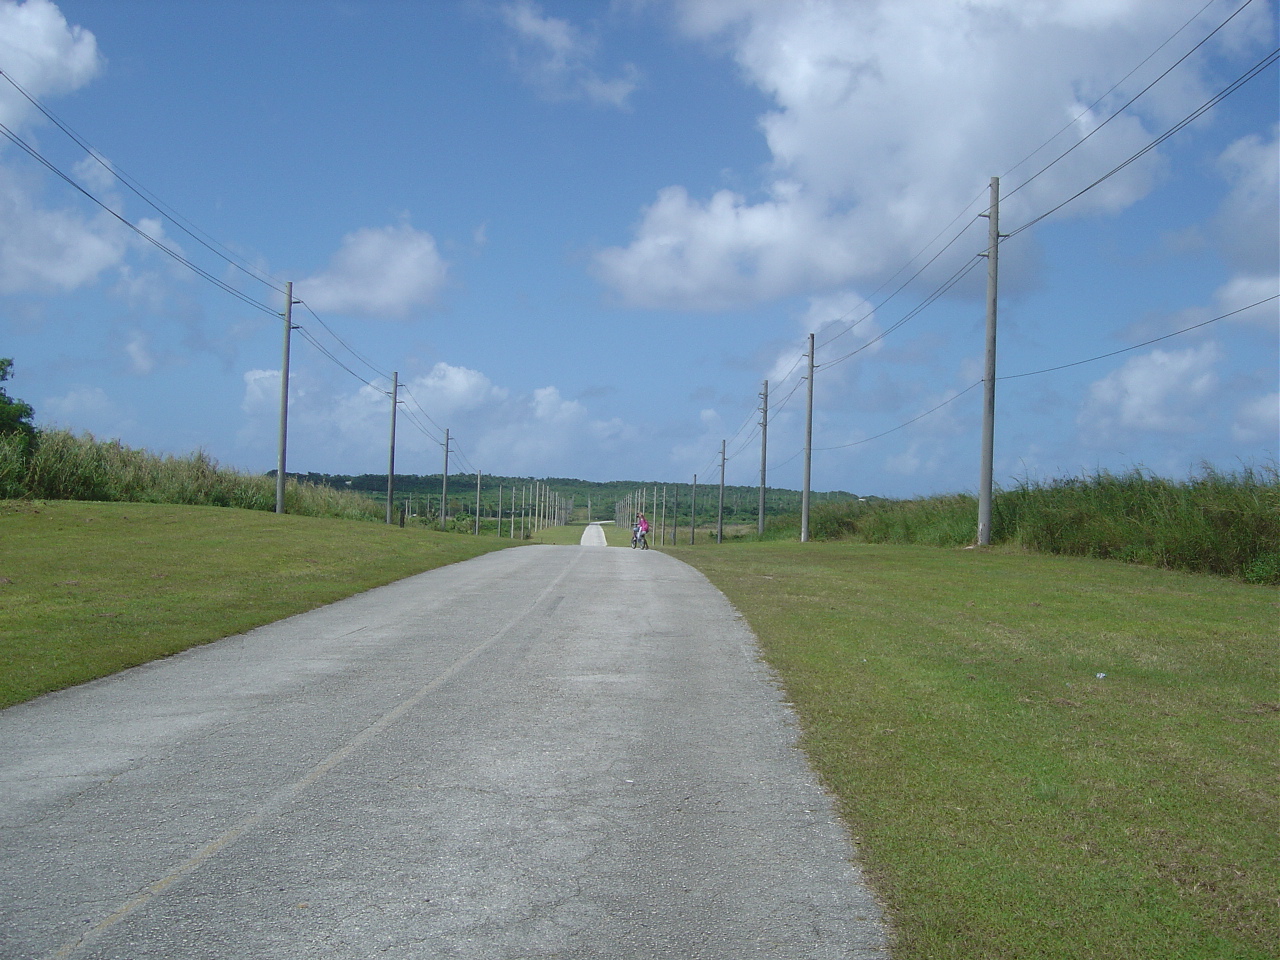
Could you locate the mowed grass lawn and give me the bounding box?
[672,541,1278,959]
[0,500,512,708]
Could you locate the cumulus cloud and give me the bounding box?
[1214,126,1279,278]
[1231,392,1278,444]
[0,2,123,293]
[1212,126,1279,331]
[0,0,101,129]
[0,165,126,292]
[596,0,1274,309]
[499,0,639,108]
[238,361,636,477]
[1079,342,1221,437]
[41,384,136,436]
[297,224,449,317]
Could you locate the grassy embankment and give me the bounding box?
[672,540,1277,960]
[0,500,511,709]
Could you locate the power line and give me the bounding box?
[1004,0,1259,201]
[293,326,379,388]
[0,68,286,295]
[399,385,449,438]
[1000,295,1277,380]
[295,300,393,383]
[822,254,987,370]
[814,382,982,452]
[816,209,987,352]
[1000,0,1222,185]
[0,118,279,317]
[1007,43,1279,239]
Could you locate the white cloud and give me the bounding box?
[0,0,101,130]
[596,0,1274,310]
[1079,342,1221,437]
[1231,392,1278,444]
[0,164,126,292]
[1211,126,1279,330]
[123,330,155,376]
[0,3,130,293]
[238,361,637,477]
[499,0,639,108]
[41,384,136,436]
[1214,126,1279,278]
[297,223,448,318]
[1214,274,1280,327]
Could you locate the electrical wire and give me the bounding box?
[822,254,987,370]
[999,295,1277,380]
[813,382,982,452]
[294,301,393,384]
[399,385,450,438]
[293,327,381,388]
[0,119,279,317]
[1007,44,1279,239]
[1004,0,1260,201]
[1001,0,1223,184]
[0,68,287,295]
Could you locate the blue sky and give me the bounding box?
[1,0,1276,497]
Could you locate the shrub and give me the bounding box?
[768,464,1278,583]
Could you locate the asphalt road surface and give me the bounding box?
[0,542,889,959]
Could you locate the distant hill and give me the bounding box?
[275,470,861,524]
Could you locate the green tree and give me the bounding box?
[0,358,37,458]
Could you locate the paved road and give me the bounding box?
[0,545,889,959]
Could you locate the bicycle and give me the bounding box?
[632,530,649,550]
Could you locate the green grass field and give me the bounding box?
[3,503,1275,957]
[0,500,512,708]
[672,540,1278,959]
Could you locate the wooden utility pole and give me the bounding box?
[275,281,294,514]
[474,471,481,535]
[386,372,398,525]
[978,177,1001,546]
[801,333,814,543]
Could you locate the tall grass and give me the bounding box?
[0,429,383,521]
[775,465,1280,583]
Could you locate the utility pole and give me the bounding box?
[758,379,768,536]
[671,485,679,546]
[475,471,481,535]
[717,439,726,544]
[440,429,450,531]
[386,372,398,525]
[801,333,815,543]
[275,281,295,514]
[978,176,1001,546]
[690,474,697,545]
